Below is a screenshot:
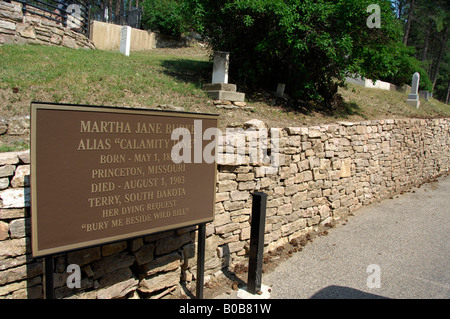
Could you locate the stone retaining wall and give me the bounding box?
[0,1,94,49]
[0,118,449,298]
[212,118,449,266]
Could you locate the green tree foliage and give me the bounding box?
[383,43,433,92]
[434,51,449,103]
[141,0,190,36]
[190,0,410,107]
[394,0,449,101]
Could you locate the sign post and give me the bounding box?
[196,223,206,299]
[247,192,268,294]
[43,256,54,299]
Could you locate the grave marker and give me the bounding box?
[120,26,131,56]
[406,72,420,108]
[212,51,229,84]
[205,52,246,103]
[274,83,288,98]
[419,90,432,101]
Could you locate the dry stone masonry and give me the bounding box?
[204,51,246,106]
[0,117,449,298]
[0,1,94,49]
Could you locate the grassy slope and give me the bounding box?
[1,44,449,151]
[0,44,211,115]
[338,83,450,121]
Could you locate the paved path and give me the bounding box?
[220,174,450,299]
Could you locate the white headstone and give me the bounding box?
[406,72,420,108]
[212,51,229,84]
[120,26,131,56]
[408,72,420,99]
[276,83,285,96]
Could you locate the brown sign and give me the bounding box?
[31,103,218,257]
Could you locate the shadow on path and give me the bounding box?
[310,285,389,299]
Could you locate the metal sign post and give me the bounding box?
[196,223,207,299]
[43,256,54,299]
[247,192,268,294]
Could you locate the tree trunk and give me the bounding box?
[431,25,448,91]
[108,0,113,22]
[120,0,124,25]
[114,0,120,24]
[446,81,450,105]
[395,0,408,20]
[99,1,104,22]
[403,0,415,45]
[102,0,108,22]
[421,22,432,62]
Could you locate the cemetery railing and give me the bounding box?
[13,0,90,37]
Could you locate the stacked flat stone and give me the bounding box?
[0,118,449,299]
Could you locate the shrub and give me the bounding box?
[142,0,189,36]
[191,0,408,108]
[372,42,432,92]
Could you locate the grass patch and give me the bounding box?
[0,140,29,153]
[0,43,449,149]
[338,83,450,120]
[0,44,212,117]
